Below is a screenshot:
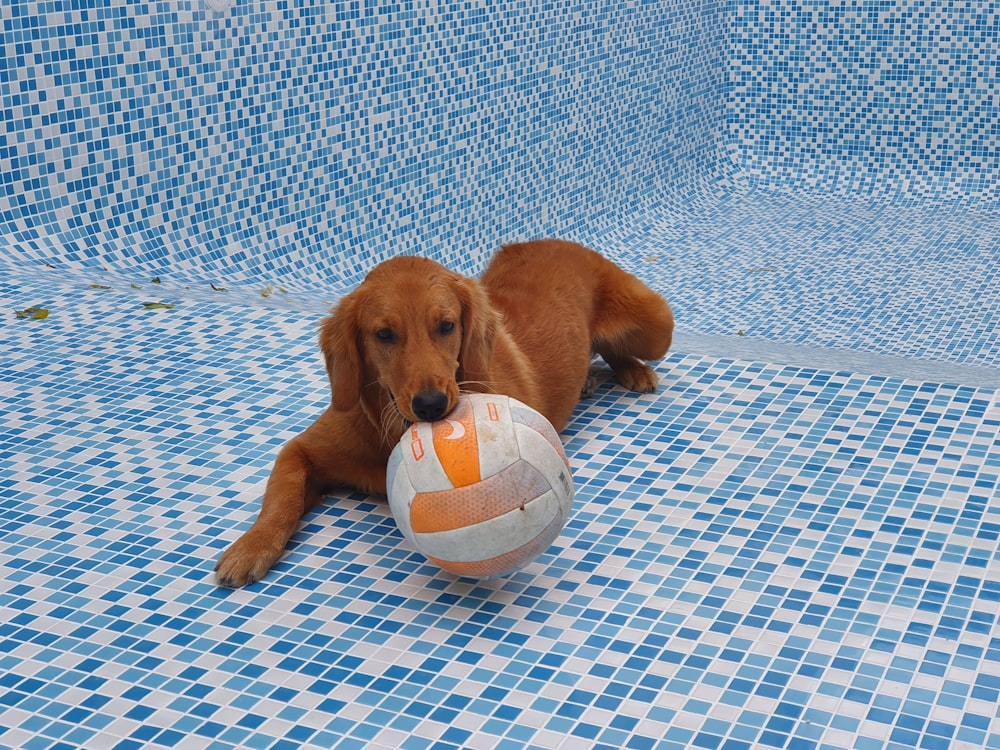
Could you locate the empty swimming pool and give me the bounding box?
[1,1,998,748]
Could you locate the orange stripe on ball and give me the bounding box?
[409,460,551,533]
[430,396,481,488]
[426,511,565,578]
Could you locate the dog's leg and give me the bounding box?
[592,266,674,394]
[214,406,388,587]
[594,348,661,393]
[214,438,321,587]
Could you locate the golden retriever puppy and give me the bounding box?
[215,239,674,586]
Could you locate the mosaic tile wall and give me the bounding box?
[1,0,727,288]
[2,1,999,750]
[597,189,1000,372]
[727,0,1000,200]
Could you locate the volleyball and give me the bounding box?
[386,393,574,578]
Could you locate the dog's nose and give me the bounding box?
[411,390,449,421]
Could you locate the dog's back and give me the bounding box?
[481,239,674,430]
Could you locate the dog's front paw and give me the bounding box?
[214,529,284,588]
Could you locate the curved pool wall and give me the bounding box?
[1,0,727,290]
[2,2,999,750]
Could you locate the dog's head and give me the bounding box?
[320,256,497,435]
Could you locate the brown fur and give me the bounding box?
[215,239,674,586]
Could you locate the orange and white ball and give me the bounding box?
[386,393,574,578]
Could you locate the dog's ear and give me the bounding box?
[455,276,498,385]
[319,293,363,411]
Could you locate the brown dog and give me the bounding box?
[215,239,674,586]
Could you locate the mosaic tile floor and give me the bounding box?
[2,236,999,749]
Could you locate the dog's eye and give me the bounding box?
[375,328,396,343]
[438,321,455,335]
